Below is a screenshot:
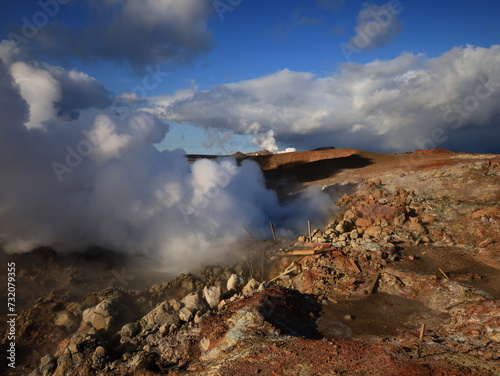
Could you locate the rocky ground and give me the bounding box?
[1,148,499,375]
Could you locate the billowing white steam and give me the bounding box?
[0,58,331,270]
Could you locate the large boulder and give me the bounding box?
[140,301,180,331]
[242,279,260,297]
[80,297,132,334]
[203,286,223,310]
[227,274,246,293]
[181,292,209,314]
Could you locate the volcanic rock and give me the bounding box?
[140,301,180,331]
[202,285,223,309]
[227,273,246,293]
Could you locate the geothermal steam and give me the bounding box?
[0,59,331,270]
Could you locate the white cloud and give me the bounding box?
[10,61,61,128]
[9,60,112,128]
[150,45,500,153]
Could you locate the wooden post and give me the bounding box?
[308,220,312,242]
[261,250,265,281]
[438,268,450,280]
[367,272,380,294]
[270,222,277,243]
[244,227,254,239]
[349,258,361,273]
[417,323,426,358]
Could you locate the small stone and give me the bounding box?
[350,230,359,239]
[393,212,407,226]
[178,307,194,322]
[194,311,204,324]
[217,299,227,310]
[408,222,427,238]
[66,302,83,318]
[343,314,354,321]
[54,310,77,332]
[55,353,72,375]
[372,189,383,198]
[168,299,181,311]
[364,226,382,237]
[311,228,323,237]
[407,255,415,260]
[92,346,106,368]
[159,325,168,336]
[335,220,351,234]
[200,337,210,351]
[421,235,432,243]
[121,322,140,338]
[40,354,56,367]
[343,209,357,222]
[355,217,372,228]
[318,236,328,243]
[483,352,494,360]
[169,324,178,334]
[422,215,436,224]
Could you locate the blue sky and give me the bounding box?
[1,0,499,154]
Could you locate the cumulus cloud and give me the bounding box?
[345,1,403,53]
[150,45,500,153]
[8,60,112,127]
[7,0,213,72]
[0,58,331,271]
